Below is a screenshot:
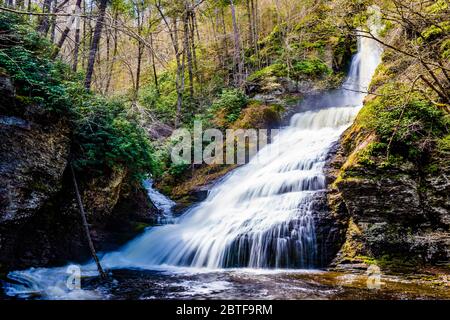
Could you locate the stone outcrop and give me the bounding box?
[316,22,450,271]
[319,124,450,271]
[0,75,155,271]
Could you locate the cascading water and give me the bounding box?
[143,179,176,224]
[98,30,382,270]
[3,26,382,299]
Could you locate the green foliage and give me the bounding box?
[210,89,248,123]
[139,47,227,127]
[256,24,284,60]
[0,13,156,182]
[356,142,387,166]
[247,63,287,82]
[247,58,332,87]
[168,161,190,176]
[292,59,331,78]
[0,13,74,113]
[420,22,450,42]
[363,85,449,161]
[72,96,157,180]
[140,74,178,123]
[427,0,449,14]
[440,39,450,59]
[437,133,450,155]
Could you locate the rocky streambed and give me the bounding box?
[1,267,449,300]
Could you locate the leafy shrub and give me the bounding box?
[168,161,190,177]
[292,58,331,78]
[0,13,157,182]
[247,63,287,83]
[72,96,157,180]
[364,85,449,161]
[140,80,177,124]
[0,13,75,113]
[210,89,248,123]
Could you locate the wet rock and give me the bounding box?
[0,75,156,271]
[0,108,70,223]
[322,127,450,269]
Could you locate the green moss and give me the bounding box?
[440,39,450,59]
[292,58,331,78]
[29,180,50,193]
[374,255,423,272]
[420,21,450,41]
[357,86,448,163]
[424,163,439,174]
[378,20,394,38]
[427,0,449,13]
[283,95,301,106]
[355,255,377,265]
[210,88,248,123]
[247,63,287,82]
[369,62,393,90]
[437,133,450,154]
[335,218,366,263]
[131,222,151,233]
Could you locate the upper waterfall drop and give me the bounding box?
[99,29,383,270]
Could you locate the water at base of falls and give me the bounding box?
[2,30,382,300]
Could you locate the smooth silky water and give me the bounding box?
[3,29,414,300]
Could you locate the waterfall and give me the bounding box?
[97,30,382,270]
[143,179,176,224]
[4,25,382,299]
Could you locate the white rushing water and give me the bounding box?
[98,30,382,270]
[4,27,382,299]
[143,179,176,224]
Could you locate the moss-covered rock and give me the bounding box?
[322,21,450,270]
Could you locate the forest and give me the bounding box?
[0,0,449,300]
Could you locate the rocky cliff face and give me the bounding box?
[315,21,450,271]
[317,98,450,271]
[321,132,450,270]
[0,75,155,272]
[0,75,70,224]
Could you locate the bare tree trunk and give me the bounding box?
[52,0,82,59]
[53,16,74,58]
[246,0,253,48]
[189,7,202,93]
[221,7,228,63]
[105,11,118,94]
[72,0,82,71]
[27,0,31,20]
[70,164,107,280]
[229,0,244,87]
[213,9,222,68]
[149,32,159,93]
[252,0,260,67]
[85,0,108,90]
[156,1,185,127]
[174,18,186,128]
[49,0,57,43]
[37,0,52,35]
[183,7,194,98]
[134,4,144,102]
